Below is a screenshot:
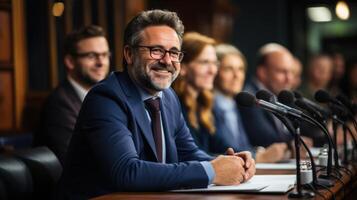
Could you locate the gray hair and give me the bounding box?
[215,43,247,71]
[124,9,184,47]
[256,43,289,66]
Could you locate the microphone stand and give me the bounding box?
[343,125,348,165]
[288,120,315,199]
[275,114,333,191]
[271,114,314,198]
[332,115,342,173]
[344,124,357,162]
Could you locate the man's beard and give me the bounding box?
[132,59,178,92]
[75,66,104,87]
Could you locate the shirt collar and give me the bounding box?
[214,90,236,111]
[133,82,163,101]
[67,76,89,102]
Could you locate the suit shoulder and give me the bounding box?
[44,81,80,108]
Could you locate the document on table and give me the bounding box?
[171,175,296,194]
[256,163,296,170]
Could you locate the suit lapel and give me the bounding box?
[116,72,159,161]
[63,79,82,113]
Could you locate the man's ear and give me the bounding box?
[64,55,75,71]
[123,45,134,65]
[256,65,267,82]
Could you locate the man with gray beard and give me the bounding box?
[59,10,255,199]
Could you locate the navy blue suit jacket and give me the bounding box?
[59,71,213,199]
[213,104,254,153]
[239,80,293,147]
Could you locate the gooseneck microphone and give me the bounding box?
[257,90,335,188]
[236,91,288,115]
[336,94,356,115]
[317,90,357,133]
[237,91,315,198]
[294,91,330,118]
[279,91,338,180]
[315,90,357,164]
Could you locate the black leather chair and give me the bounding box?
[0,155,33,200]
[14,146,62,199]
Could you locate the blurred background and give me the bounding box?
[0,0,356,141]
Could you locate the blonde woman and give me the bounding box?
[214,43,288,163]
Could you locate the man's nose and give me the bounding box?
[95,55,108,67]
[159,52,173,65]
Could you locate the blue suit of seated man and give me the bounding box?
[59,71,213,198]
[58,9,255,200]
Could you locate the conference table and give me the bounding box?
[91,164,357,200]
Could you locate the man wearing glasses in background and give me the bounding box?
[59,10,255,199]
[36,25,110,165]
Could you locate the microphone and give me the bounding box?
[294,91,330,118]
[256,90,274,102]
[315,90,349,116]
[277,90,304,116]
[237,91,335,186]
[236,92,288,115]
[275,91,337,184]
[315,91,357,165]
[257,90,303,116]
[295,99,325,122]
[336,94,356,115]
[251,91,334,194]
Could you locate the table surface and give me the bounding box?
[91,165,357,200]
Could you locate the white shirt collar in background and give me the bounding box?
[67,76,89,102]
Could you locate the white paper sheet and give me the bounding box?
[171,175,296,194]
[256,163,296,170]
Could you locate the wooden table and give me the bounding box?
[91,165,357,200]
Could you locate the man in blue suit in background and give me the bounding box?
[59,9,255,199]
[240,43,295,147]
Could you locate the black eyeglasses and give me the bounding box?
[74,52,111,60]
[134,45,184,62]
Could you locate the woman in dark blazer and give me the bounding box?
[173,32,226,154]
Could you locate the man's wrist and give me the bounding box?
[200,161,215,185]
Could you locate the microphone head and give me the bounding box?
[293,91,302,99]
[315,90,331,103]
[256,90,274,102]
[278,90,295,105]
[336,94,352,108]
[236,92,256,107]
[295,99,308,110]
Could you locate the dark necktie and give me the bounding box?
[145,98,163,162]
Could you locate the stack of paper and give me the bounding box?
[171,175,296,194]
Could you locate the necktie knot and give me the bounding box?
[145,98,161,113]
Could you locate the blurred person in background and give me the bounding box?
[213,43,288,162]
[298,54,333,101]
[328,52,346,96]
[36,25,110,165]
[240,43,295,148]
[173,32,224,153]
[291,57,303,90]
[341,59,357,104]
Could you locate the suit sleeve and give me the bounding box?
[40,95,77,164]
[76,89,210,191]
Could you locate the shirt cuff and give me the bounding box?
[200,161,215,185]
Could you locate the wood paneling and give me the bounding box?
[0,72,14,130]
[12,0,28,129]
[48,1,58,89]
[0,10,11,64]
